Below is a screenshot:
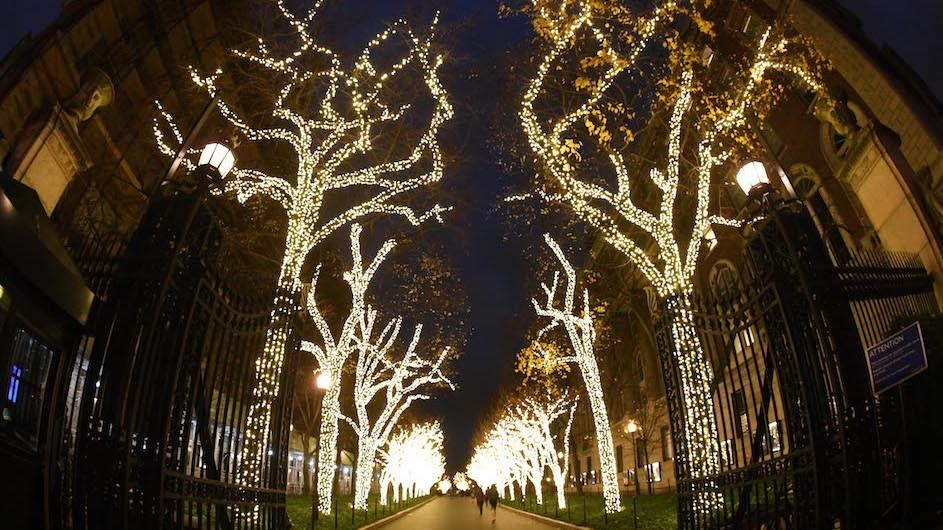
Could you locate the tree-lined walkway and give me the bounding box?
[376,496,565,529]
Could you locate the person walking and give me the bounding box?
[475,486,486,516]
[486,484,499,523]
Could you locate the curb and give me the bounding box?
[499,503,592,530]
[359,496,436,529]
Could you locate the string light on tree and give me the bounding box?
[153,0,453,515]
[529,235,621,513]
[302,223,392,513]
[438,479,452,493]
[379,422,445,505]
[453,472,470,492]
[518,0,822,513]
[338,275,455,510]
[516,392,578,510]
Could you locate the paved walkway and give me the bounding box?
[377,496,567,530]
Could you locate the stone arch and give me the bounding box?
[708,259,740,298]
[789,163,857,262]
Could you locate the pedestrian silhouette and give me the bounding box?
[486,484,499,523]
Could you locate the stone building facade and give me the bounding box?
[567,0,943,503]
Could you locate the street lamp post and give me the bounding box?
[626,420,640,496]
[311,370,332,527]
[626,420,640,530]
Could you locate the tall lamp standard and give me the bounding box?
[310,370,331,527]
[625,420,640,496]
[626,420,640,530]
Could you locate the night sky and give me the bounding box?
[1,0,940,470]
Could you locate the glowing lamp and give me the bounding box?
[626,420,639,434]
[704,227,717,252]
[198,142,235,178]
[315,370,332,390]
[736,161,769,195]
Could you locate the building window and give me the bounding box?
[645,462,662,483]
[792,168,852,264]
[616,444,624,473]
[661,426,673,461]
[701,45,714,66]
[710,261,739,299]
[586,456,592,478]
[732,389,748,437]
[720,438,735,468]
[1,328,55,451]
[635,439,648,469]
[767,421,782,454]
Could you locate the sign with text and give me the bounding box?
[866,322,928,395]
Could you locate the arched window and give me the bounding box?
[709,261,739,299]
[790,165,853,264]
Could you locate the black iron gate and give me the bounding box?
[58,183,297,529]
[657,201,936,529]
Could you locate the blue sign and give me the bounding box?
[866,322,928,395]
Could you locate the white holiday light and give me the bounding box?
[379,422,445,505]
[468,392,576,508]
[342,293,454,510]
[474,413,544,504]
[153,0,453,515]
[302,224,392,513]
[453,471,470,492]
[438,479,452,493]
[517,393,578,510]
[519,0,821,513]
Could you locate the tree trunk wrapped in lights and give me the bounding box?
[469,415,533,502]
[153,0,453,514]
[341,299,453,510]
[518,0,823,513]
[531,235,621,513]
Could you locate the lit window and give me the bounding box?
[6,365,21,403]
[720,438,735,468]
[702,45,714,66]
[645,462,662,483]
[768,421,782,453]
[1,328,55,451]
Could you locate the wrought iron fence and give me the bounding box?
[657,203,937,529]
[56,185,297,529]
[656,281,821,529]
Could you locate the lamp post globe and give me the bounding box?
[736,161,771,198]
[315,370,332,391]
[197,142,236,179]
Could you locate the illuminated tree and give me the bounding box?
[468,432,519,499]
[518,0,822,511]
[529,235,620,512]
[302,223,392,512]
[517,392,578,510]
[380,422,445,505]
[469,392,577,507]
[153,0,453,509]
[344,300,454,510]
[453,472,470,492]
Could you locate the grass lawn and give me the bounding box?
[285,492,431,530]
[508,492,678,529]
